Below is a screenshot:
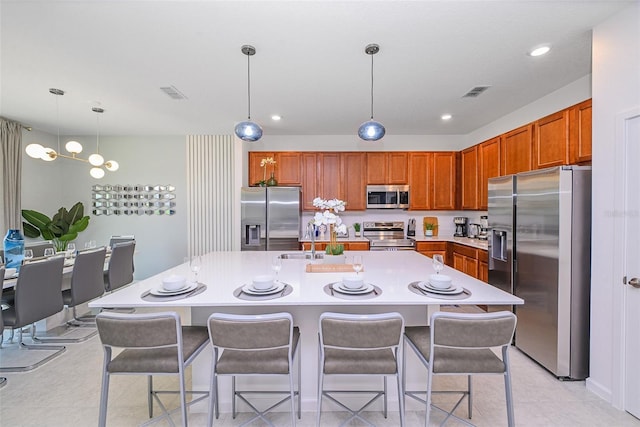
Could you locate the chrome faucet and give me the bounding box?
[307,221,316,258]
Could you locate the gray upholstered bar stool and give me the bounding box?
[403,311,517,427]
[207,312,301,427]
[316,312,405,427]
[96,311,209,427]
[104,240,135,292]
[0,256,66,372]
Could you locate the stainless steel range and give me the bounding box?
[363,221,416,251]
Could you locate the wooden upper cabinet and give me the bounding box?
[317,153,342,201]
[274,152,302,185]
[478,137,501,210]
[501,124,533,175]
[534,109,570,169]
[461,146,478,210]
[301,153,318,210]
[341,152,367,210]
[570,99,592,164]
[408,152,432,210]
[366,152,408,184]
[248,152,274,186]
[432,152,456,210]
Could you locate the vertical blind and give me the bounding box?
[186,135,235,255]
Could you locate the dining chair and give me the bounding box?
[34,247,107,343]
[25,240,55,257]
[0,256,67,372]
[96,311,209,427]
[104,241,135,292]
[207,312,301,427]
[316,311,405,427]
[0,266,6,386]
[402,311,517,427]
[108,234,135,248]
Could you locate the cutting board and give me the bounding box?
[423,216,439,236]
[305,264,363,273]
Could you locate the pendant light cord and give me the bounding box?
[370,52,375,120]
[247,52,252,120]
[95,111,100,155]
[56,94,61,153]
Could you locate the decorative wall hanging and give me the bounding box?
[91,184,176,216]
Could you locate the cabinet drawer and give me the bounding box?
[452,243,477,258]
[415,241,447,252]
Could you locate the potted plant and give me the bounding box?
[21,202,90,252]
[424,222,435,237]
[312,197,347,263]
[255,156,277,187]
[353,222,361,237]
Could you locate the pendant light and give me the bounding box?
[234,45,263,142]
[358,43,386,141]
[89,107,119,179]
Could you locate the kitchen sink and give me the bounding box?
[279,252,324,260]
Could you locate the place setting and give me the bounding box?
[408,254,471,300]
[141,257,207,301]
[324,255,382,300]
[234,256,293,301]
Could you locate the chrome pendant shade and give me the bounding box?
[358,43,385,141]
[235,45,263,142]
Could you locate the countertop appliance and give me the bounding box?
[407,218,416,237]
[363,221,415,251]
[241,187,301,251]
[453,217,468,237]
[366,185,410,209]
[478,216,488,240]
[488,166,591,379]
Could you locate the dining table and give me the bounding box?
[89,250,523,414]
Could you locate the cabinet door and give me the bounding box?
[318,153,342,200]
[301,153,318,210]
[248,151,275,186]
[570,99,592,163]
[453,253,465,271]
[463,256,479,278]
[432,152,456,210]
[479,260,488,282]
[461,146,478,209]
[366,153,388,184]
[408,152,432,210]
[534,110,569,169]
[274,152,302,185]
[347,241,370,250]
[388,152,409,184]
[501,124,533,175]
[341,152,367,210]
[479,137,501,210]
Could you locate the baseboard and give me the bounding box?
[585,378,613,405]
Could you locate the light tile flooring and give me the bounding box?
[1,307,639,427]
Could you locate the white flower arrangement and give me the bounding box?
[312,197,347,255]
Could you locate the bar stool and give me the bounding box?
[96,311,209,427]
[207,312,301,427]
[316,312,405,427]
[403,311,517,427]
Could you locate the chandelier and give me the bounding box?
[25,88,119,179]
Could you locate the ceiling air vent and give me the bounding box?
[160,86,188,100]
[462,86,491,98]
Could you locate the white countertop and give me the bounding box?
[412,236,489,250]
[89,250,520,309]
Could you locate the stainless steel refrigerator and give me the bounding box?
[240,187,301,252]
[488,166,591,379]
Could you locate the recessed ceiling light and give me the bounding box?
[529,46,551,57]
[271,115,282,121]
[441,114,452,121]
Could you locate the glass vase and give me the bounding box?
[266,171,278,187]
[3,229,25,271]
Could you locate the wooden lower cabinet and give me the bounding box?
[451,243,479,279]
[300,241,370,251]
[478,250,488,283]
[347,241,370,251]
[415,241,447,264]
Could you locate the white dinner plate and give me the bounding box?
[149,282,198,296]
[333,282,374,295]
[418,281,464,295]
[242,282,286,296]
[4,272,18,280]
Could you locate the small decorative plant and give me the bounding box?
[21,202,90,252]
[424,222,435,236]
[256,156,277,186]
[353,222,361,236]
[312,197,347,255]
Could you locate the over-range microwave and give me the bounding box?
[366,185,410,209]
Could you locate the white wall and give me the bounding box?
[588,2,640,407]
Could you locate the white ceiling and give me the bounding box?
[0,0,631,138]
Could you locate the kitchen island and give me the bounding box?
[90,250,522,413]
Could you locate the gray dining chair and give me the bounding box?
[0,266,6,387]
[207,312,301,427]
[34,247,107,343]
[403,311,517,427]
[96,311,209,427]
[316,311,405,427]
[25,240,55,257]
[104,241,135,292]
[0,256,67,372]
[108,234,135,248]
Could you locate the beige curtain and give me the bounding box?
[0,117,23,232]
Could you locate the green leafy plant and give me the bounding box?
[353,223,361,232]
[424,223,435,231]
[22,202,90,252]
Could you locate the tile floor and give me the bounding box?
[1,307,639,427]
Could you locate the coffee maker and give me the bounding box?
[478,215,489,240]
[453,217,468,237]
